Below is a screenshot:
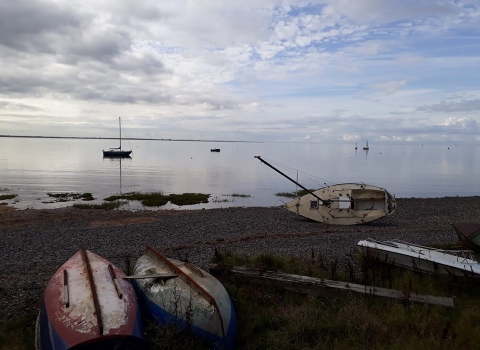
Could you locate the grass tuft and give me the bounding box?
[73,201,126,210]
[230,193,252,198]
[0,194,17,200]
[47,192,95,201]
[275,189,313,198]
[104,192,210,207]
[0,312,37,350]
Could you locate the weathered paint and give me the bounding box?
[133,246,237,350]
[37,249,145,349]
[357,239,480,277]
[452,223,480,252]
[285,183,396,225]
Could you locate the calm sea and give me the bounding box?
[1,137,479,210]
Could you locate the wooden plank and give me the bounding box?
[123,273,177,280]
[210,265,454,307]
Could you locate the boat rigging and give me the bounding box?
[254,155,396,225]
[254,156,331,206]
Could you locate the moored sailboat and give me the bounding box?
[103,117,132,158]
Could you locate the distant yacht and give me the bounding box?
[355,142,357,150]
[103,117,132,158]
[363,140,369,150]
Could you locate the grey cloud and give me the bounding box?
[0,0,83,52]
[416,99,480,112]
[107,1,165,22]
[0,101,41,111]
[113,54,168,76]
[61,31,133,64]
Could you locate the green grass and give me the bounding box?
[230,193,252,198]
[47,192,94,202]
[145,321,211,350]
[0,194,17,200]
[104,192,210,207]
[0,313,37,350]
[211,196,231,203]
[73,201,127,210]
[213,249,480,350]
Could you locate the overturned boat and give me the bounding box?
[357,239,480,277]
[36,248,145,350]
[452,223,480,252]
[255,156,396,225]
[132,246,237,350]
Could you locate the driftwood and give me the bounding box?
[210,264,454,307]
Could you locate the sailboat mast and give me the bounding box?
[254,156,330,205]
[118,117,122,149]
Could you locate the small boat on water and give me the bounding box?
[132,246,237,350]
[255,156,396,225]
[363,140,369,150]
[211,148,220,152]
[36,248,145,350]
[103,117,132,158]
[453,223,480,252]
[357,239,480,277]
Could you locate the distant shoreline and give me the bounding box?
[0,135,259,143]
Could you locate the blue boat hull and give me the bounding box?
[132,246,237,350]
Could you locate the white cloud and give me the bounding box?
[443,117,478,128]
[371,80,408,95]
[0,0,479,144]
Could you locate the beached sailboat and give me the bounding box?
[132,246,237,350]
[357,239,480,277]
[35,248,145,350]
[254,156,396,225]
[103,117,132,158]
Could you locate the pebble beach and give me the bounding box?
[1,196,479,321]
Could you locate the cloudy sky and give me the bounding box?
[0,0,479,144]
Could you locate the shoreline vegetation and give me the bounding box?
[1,196,480,349]
[0,190,289,210]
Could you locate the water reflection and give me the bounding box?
[103,156,132,193]
[1,138,479,211]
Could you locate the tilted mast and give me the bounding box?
[254,156,331,206]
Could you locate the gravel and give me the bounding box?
[1,196,479,320]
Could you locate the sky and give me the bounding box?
[0,0,479,144]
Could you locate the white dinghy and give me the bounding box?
[357,239,480,277]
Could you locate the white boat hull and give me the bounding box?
[132,246,237,350]
[285,183,396,225]
[357,239,480,277]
